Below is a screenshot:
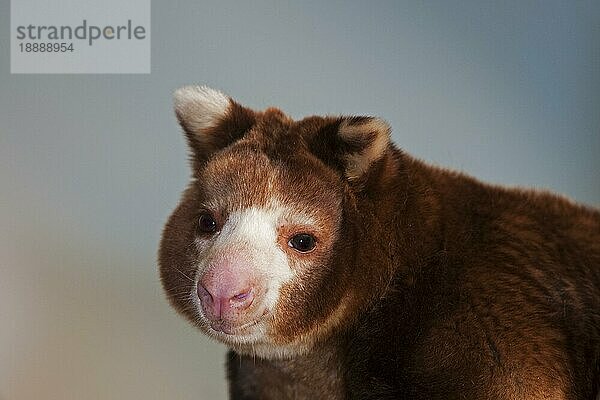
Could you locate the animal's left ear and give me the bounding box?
[307,116,391,182]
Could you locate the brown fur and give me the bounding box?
[159,89,600,399]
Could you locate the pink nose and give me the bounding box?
[197,267,255,321]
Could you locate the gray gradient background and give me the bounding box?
[1,1,599,399]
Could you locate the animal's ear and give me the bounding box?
[307,116,391,182]
[173,85,257,163]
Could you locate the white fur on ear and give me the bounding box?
[173,85,231,134]
[339,117,391,180]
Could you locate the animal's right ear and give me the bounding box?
[173,86,257,163]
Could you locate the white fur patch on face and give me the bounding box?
[173,85,230,135]
[195,204,298,317]
[218,207,295,310]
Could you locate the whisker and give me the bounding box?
[173,266,195,283]
[171,292,194,299]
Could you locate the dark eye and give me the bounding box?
[198,212,218,233]
[288,234,316,253]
